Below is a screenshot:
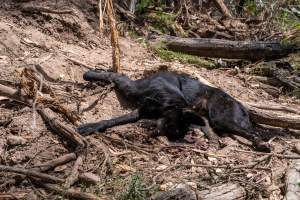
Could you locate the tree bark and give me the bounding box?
[156,36,297,60]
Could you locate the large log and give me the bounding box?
[156,36,298,60]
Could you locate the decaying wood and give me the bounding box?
[40,183,104,200]
[285,160,300,200]
[155,36,297,60]
[0,165,64,183]
[32,153,77,172]
[107,0,121,72]
[212,0,232,18]
[198,183,246,200]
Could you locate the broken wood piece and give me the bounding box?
[155,36,297,60]
[64,155,83,188]
[32,153,77,172]
[0,164,64,183]
[40,183,105,200]
[79,173,101,185]
[38,108,86,148]
[285,160,300,200]
[198,183,246,200]
[212,0,232,18]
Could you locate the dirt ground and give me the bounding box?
[0,1,300,200]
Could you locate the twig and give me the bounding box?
[66,57,93,70]
[0,165,64,183]
[32,72,43,129]
[32,153,77,172]
[0,193,27,200]
[233,149,300,159]
[99,0,104,33]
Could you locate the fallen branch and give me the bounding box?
[38,108,86,148]
[233,149,300,159]
[40,183,104,200]
[32,153,77,172]
[64,155,83,188]
[0,165,64,183]
[154,36,298,60]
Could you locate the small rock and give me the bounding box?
[80,172,101,185]
[7,135,27,146]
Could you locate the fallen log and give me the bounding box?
[155,36,298,60]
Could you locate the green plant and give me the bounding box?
[152,42,216,69]
[118,175,147,200]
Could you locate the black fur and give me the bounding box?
[78,70,270,152]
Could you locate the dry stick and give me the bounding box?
[106,0,121,72]
[64,155,83,188]
[99,0,104,33]
[32,153,77,172]
[40,183,104,200]
[233,149,300,159]
[66,57,93,70]
[0,165,64,183]
[0,193,27,200]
